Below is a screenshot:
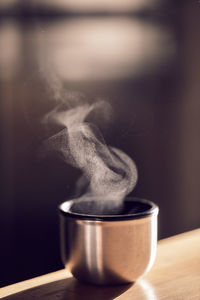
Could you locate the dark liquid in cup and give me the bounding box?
[70,198,152,216]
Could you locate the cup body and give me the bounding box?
[59,197,158,285]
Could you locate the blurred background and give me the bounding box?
[1,0,200,287]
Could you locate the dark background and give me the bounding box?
[1,0,200,287]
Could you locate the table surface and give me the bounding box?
[1,229,200,300]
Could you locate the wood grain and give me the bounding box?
[1,229,200,299]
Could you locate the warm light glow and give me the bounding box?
[37,17,175,81]
[33,0,161,13]
[0,21,21,80]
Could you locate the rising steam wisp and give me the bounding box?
[43,97,138,214]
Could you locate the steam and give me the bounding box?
[42,92,138,213]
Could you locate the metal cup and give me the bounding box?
[59,197,159,285]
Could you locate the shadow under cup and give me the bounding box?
[59,197,159,285]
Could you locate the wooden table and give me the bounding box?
[1,229,200,299]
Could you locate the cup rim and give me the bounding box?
[59,197,159,221]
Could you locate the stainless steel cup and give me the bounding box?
[59,197,159,285]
